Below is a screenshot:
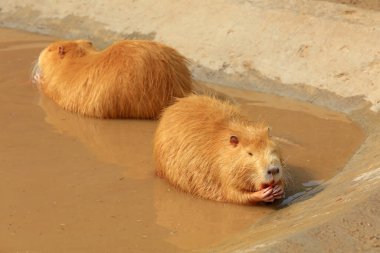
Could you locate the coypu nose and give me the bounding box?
[267,167,280,176]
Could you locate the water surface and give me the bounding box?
[0,28,364,252]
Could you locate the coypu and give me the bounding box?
[154,95,285,204]
[33,39,192,119]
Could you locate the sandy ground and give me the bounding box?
[0,28,367,252]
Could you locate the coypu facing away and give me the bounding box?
[33,39,192,119]
[154,95,286,204]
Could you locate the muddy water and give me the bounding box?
[0,28,364,252]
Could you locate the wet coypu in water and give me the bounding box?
[154,95,286,204]
[33,39,192,119]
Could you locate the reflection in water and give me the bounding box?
[40,96,157,179]
[154,180,271,250]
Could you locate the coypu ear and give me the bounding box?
[256,126,270,139]
[230,136,239,147]
[58,46,66,59]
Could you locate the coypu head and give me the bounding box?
[40,40,94,61]
[39,40,95,63]
[224,122,284,192]
[33,40,95,84]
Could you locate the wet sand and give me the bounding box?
[0,28,365,252]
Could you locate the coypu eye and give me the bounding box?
[230,136,239,147]
[248,152,253,156]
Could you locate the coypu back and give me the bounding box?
[34,40,192,119]
[154,95,285,204]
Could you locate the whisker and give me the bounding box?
[31,58,42,87]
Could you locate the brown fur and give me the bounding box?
[34,39,192,119]
[153,95,284,204]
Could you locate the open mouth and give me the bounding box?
[260,180,280,190]
[242,179,282,193]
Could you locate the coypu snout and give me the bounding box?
[232,126,284,192]
[260,153,284,185]
[267,166,280,176]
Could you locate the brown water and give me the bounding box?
[0,28,364,252]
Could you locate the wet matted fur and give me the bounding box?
[33,40,192,119]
